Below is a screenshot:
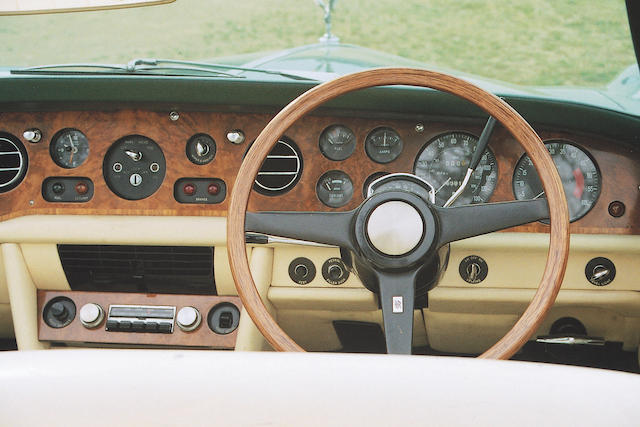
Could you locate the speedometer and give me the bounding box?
[413,132,498,206]
[512,140,601,222]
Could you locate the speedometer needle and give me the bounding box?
[533,191,545,199]
[435,178,451,194]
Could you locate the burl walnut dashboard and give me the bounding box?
[0,109,638,234]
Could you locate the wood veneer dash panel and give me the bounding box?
[0,110,637,234]
[38,290,242,348]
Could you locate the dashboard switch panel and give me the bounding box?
[42,177,93,202]
[174,178,226,204]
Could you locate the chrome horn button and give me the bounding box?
[366,201,424,256]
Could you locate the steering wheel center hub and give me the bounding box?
[366,201,424,256]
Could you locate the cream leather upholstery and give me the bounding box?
[0,350,637,426]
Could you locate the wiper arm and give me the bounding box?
[126,58,318,81]
[12,59,317,81]
[11,62,241,79]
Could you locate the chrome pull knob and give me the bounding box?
[23,129,42,143]
[226,130,245,145]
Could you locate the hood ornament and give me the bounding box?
[315,0,339,44]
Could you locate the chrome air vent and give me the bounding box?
[253,137,303,196]
[58,245,216,295]
[0,133,28,193]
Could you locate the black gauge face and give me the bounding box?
[186,133,216,165]
[50,129,89,169]
[319,125,356,161]
[513,141,601,222]
[316,170,354,208]
[103,135,166,200]
[365,127,403,164]
[414,132,498,206]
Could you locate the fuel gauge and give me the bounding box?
[319,125,356,161]
[316,170,354,208]
[50,129,89,169]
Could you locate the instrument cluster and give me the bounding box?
[314,123,602,223]
[0,115,605,226]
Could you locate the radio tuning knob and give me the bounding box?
[79,303,104,329]
[176,306,201,332]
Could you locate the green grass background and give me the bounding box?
[1,0,635,87]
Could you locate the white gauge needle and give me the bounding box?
[435,177,451,195]
[533,191,545,199]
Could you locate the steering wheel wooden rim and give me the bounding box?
[227,68,570,359]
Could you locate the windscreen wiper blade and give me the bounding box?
[11,58,318,81]
[11,62,241,78]
[126,58,319,81]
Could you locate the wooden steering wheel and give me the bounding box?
[227,68,570,359]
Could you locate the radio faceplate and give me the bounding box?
[38,290,241,349]
[106,304,176,333]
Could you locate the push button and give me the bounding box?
[158,322,172,333]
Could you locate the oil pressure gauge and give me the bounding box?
[50,129,89,169]
[316,170,353,208]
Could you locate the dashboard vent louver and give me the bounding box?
[0,133,28,193]
[58,245,216,295]
[254,137,303,196]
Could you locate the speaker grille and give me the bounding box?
[58,245,216,295]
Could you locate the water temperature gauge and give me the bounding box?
[50,129,89,169]
[316,170,354,208]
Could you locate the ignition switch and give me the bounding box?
[459,255,488,284]
[585,257,616,286]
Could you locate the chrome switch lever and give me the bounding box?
[125,150,143,161]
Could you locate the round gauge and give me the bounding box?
[365,127,403,164]
[186,133,216,165]
[413,132,498,206]
[319,125,356,161]
[103,135,166,200]
[513,140,601,222]
[316,170,354,208]
[50,129,89,169]
[362,171,389,197]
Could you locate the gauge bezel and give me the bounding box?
[316,170,354,208]
[364,127,403,164]
[413,130,498,207]
[318,124,356,161]
[50,128,90,169]
[512,139,601,223]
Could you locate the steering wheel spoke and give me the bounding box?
[376,269,418,355]
[245,211,356,249]
[436,198,549,246]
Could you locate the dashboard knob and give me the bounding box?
[79,303,104,328]
[226,130,245,145]
[50,301,68,320]
[176,306,201,332]
[23,128,42,143]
